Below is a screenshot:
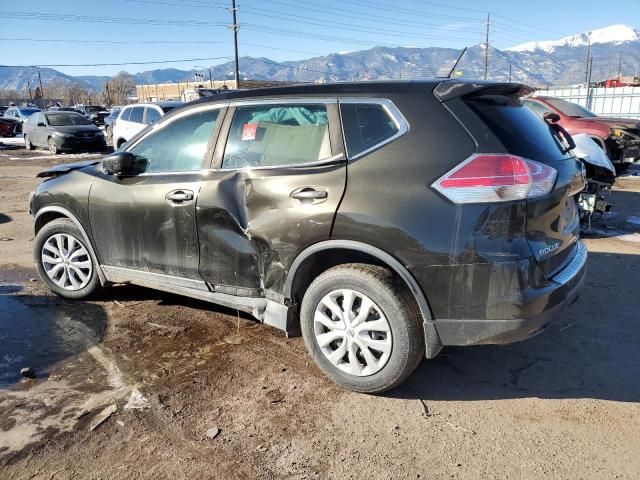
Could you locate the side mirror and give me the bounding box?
[543,112,561,124]
[103,151,148,176]
[37,122,46,127]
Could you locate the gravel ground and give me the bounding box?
[1,143,639,480]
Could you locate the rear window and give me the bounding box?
[341,103,399,158]
[145,107,161,125]
[466,95,573,160]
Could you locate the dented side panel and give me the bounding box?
[196,162,346,295]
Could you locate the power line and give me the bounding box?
[0,56,232,68]
[0,11,226,27]
[244,0,484,33]
[0,37,325,56]
[240,7,484,43]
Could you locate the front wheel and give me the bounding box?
[300,264,424,393]
[34,218,102,299]
[48,137,59,155]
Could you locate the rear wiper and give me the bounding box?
[544,112,576,152]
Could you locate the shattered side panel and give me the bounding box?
[197,162,347,296]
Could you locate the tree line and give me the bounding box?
[0,71,136,107]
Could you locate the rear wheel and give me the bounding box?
[48,137,59,155]
[24,135,35,150]
[34,219,102,299]
[300,264,424,393]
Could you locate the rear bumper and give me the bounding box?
[420,241,587,348]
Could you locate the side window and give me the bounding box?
[128,108,219,173]
[129,107,144,124]
[119,108,131,121]
[36,113,46,125]
[145,107,161,125]
[522,100,552,119]
[222,104,331,169]
[340,102,401,158]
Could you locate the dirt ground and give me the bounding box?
[1,138,639,480]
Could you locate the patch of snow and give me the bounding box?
[1,137,25,146]
[507,24,640,53]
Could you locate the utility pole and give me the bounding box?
[37,67,45,104]
[231,0,240,89]
[617,52,623,80]
[587,57,594,110]
[483,12,490,80]
[584,37,591,84]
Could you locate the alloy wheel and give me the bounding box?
[41,233,93,290]
[48,138,58,154]
[313,289,392,376]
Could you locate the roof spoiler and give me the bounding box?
[433,80,534,102]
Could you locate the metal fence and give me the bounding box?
[535,86,640,119]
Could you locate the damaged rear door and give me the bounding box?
[197,98,346,298]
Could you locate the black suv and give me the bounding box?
[30,81,587,393]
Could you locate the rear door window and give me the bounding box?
[129,107,144,124]
[222,104,331,169]
[466,95,574,161]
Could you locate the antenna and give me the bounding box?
[448,47,468,78]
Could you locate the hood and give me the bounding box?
[572,133,616,175]
[579,116,640,130]
[52,125,102,134]
[37,160,101,178]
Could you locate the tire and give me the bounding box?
[300,264,424,393]
[34,218,102,300]
[48,137,59,155]
[24,135,35,150]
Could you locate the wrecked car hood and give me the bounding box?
[37,160,101,178]
[579,116,640,130]
[572,133,616,175]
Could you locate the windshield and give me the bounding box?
[85,106,106,113]
[45,112,93,126]
[20,108,41,116]
[544,98,597,118]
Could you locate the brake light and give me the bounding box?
[432,154,557,203]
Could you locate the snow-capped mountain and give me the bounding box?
[1,25,639,93]
[508,24,640,53]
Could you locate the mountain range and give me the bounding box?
[1,24,639,93]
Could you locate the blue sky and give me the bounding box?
[1,0,639,76]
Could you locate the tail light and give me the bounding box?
[432,154,557,204]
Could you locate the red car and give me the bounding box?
[523,96,640,168]
[0,117,21,137]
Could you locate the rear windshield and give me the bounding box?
[46,112,92,126]
[466,95,574,161]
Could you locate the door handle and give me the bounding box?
[166,190,194,204]
[290,187,328,204]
